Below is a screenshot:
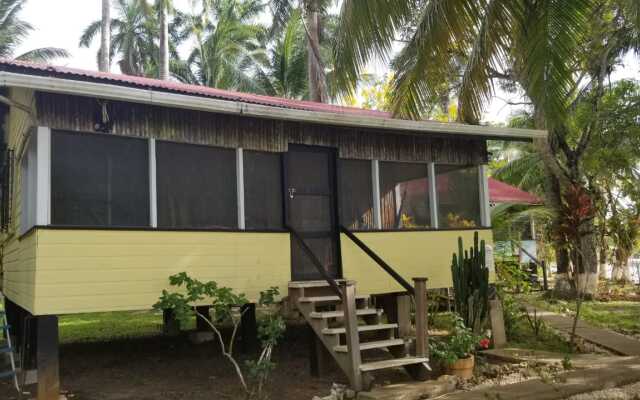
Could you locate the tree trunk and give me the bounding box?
[576,218,599,298]
[99,0,111,72]
[598,236,608,280]
[305,1,326,102]
[159,5,170,80]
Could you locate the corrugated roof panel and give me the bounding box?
[0,59,392,118]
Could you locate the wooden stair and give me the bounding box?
[289,280,430,391]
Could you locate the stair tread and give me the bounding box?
[289,280,346,289]
[360,357,430,372]
[0,370,16,379]
[322,323,398,335]
[334,338,405,353]
[298,295,368,303]
[310,309,382,319]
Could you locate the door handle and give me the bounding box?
[288,187,297,199]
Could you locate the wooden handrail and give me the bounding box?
[340,225,415,296]
[286,225,343,300]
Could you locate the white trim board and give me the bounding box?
[0,72,547,140]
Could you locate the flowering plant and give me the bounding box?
[429,317,488,365]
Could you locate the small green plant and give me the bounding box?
[451,231,490,334]
[562,354,573,370]
[154,273,285,399]
[522,307,545,339]
[429,316,484,366]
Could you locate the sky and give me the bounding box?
[15,0,640,124]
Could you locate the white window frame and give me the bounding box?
[20,126,51,235]
[479,164,491,227]
[236,147,245,229]
[148,138,158,228]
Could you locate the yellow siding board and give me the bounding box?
[1,234,38,313]
[341,230,494,294]
[32,229,291,315]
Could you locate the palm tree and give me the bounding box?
[177,0,268,92]
[257,8,307,98]
[80,0,156,76]
[99,0,111,72]
[0,0,68,62]
[333,0,639,296]
[269,0,332,102]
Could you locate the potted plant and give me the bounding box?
[430,317,487,379]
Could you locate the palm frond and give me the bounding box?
[457,0,515,123]
[331,0,412,99]
[15,47,69,63]
[516,0,593,128]
[389,0,485,119]
[79,20,103,48]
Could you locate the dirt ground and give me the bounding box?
[0,324,343,400]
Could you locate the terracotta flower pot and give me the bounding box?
[446,354,474,380]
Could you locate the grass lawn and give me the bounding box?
[523,292,640,336]
[58,310,196,344]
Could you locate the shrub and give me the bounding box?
[154,273,285,399]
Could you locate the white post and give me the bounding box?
[35,127,51,226]
[427,162,438,228]
[148,139,158,228]
[236,148,245,229]
[479,164,491,227]
[371,160,381,229]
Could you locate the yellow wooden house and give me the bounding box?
[0,60,544,397]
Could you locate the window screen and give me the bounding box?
[436,165,480,228]
[338,159,374,230]
[243,150,283,229]
[379,162,431,229]
[51,131,149,226]
[156,141,237,229]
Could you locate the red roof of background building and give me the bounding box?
[0,59,393,118]
[489,178,542,205]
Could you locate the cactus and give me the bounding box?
[451,231,490,334]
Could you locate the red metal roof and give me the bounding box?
[0,59,393,118]
[489,178,542,205]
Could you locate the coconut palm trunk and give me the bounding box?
[304,0,326,102]
[158,1,170,80]
[99,0,111,72]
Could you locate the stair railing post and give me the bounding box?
[413,277,429,358]
[341,281,363,391]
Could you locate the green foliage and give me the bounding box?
[562,354,573,370]
[154,272,248,325]
[495,258,532,294]
[256,287,286,348]
[451,231,490,334]
[0,0,69,62]
[499,291,521,339]
[429,316,482,365]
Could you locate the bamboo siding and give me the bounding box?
[36,92,487,165]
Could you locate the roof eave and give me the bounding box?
[0,71,547,140]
